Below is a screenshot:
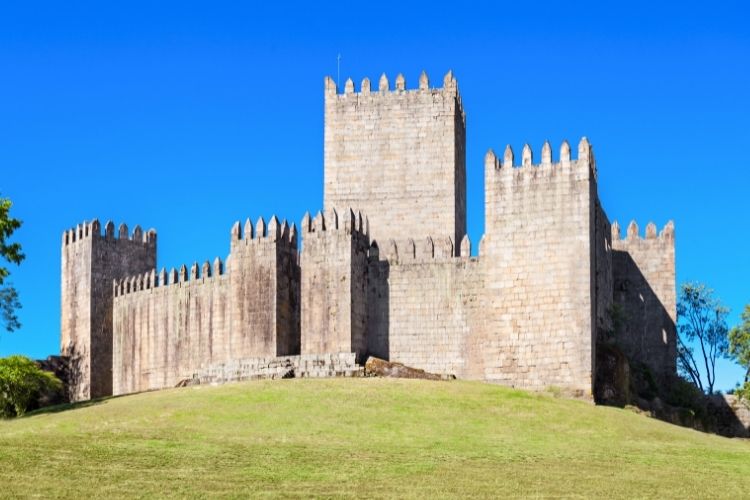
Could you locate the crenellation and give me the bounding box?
[419,70,429,90]
[231,220,241,241]
[267,215,280,241]
[243,218,253,240]
[560,140,571,165]
[379,73,388,92]
[503,144,514,168]
[62,66,676,402]
[460,234,471,258]
[541,140,552,166]
[611,219,677,378]
[522,143,533,166]
[324,69,466,248]
[395,73,405,91]
[325,207,338,230]
[420,236,434,259]
[255,216,266,238]
[627,220,639,240]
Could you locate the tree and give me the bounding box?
[0,195,24,332]
[0,355,62,417]
[729,304,750,399]
[676,282,729,394]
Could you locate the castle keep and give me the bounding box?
[60,70,676,401]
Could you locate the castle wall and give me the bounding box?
[61,68,680,401]
[323,71,466,249]
[112,216,300,396]
[479,140,598,395]
[112,265,229,394]
[594,201,614,340]
[61,220,156,401]
[300,209,369,361]
[228,217,300,358]
[611,221,676,378]
[367,236,484,377]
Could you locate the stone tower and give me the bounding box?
[61,220,156,401]
[300,209,370,362]
[323,71,466,252]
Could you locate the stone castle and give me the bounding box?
[60,70,676,402]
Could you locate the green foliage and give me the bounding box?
[734,382,750,402]
[729,304,750,400]
[0,196,24,332]
[662,375,711,426]
[676,282,729,394]
[0,355,62,418]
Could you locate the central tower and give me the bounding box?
[323,71,466,252]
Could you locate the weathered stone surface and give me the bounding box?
[110,218,300,396]
[190,353,362,385]
[323,71,466,251]
[59,69,678,404]
[364,357,446,381]
[593,344,630,406]
[611,221,676,380]
[707,395,750,438]
[300,210,369,362]
[61,221,156,401]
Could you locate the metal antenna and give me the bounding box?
[337,53,341,89]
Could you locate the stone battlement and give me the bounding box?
[611,220,675,244]
[301,208,368,236]
[62,219,156,246]
[376,235,473,264]
[230,216,297,247]
[325,70,463,115]
[113,257,227,298]
[485,138,595,177]
[60,67,677,403]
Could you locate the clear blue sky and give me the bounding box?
[1,1,748,390]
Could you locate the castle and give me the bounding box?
[60,70,676,402]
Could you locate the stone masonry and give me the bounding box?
[60,70,677,401]
[324,71,466,250]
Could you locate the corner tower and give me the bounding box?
[323,71,466,252]
[61,220,156,401]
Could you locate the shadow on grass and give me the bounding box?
[23,392,134,418]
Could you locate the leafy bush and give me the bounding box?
[734,381,750,406]
[0,355,62,418]
[661,375,714,428]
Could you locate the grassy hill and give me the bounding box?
[1,378,749,498]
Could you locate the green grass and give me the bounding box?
[1,379,749,498]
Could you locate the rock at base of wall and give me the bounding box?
[364,357,451,381]
[594,343,630,406]
[187,352,364,386]
[707,394,750,438]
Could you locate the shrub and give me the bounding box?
[0,355,62,418]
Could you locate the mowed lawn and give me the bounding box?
[1,378,749,498]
